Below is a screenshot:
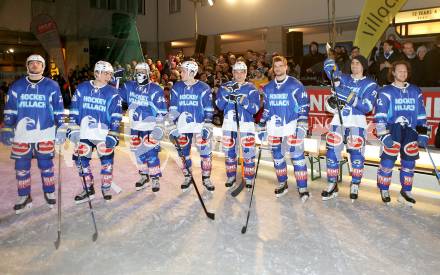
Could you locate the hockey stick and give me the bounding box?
[54,142,62,249]
[171,136,215,220]
[78,156,99,241]
[241,146,262,234]
[426,146,440,185]
[230,83,245,197]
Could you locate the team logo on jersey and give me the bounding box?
[143,135,159,147]
[36,141,54,154]
[383,142,401,156]
[196,135,209,146]
[177,135,189,147]
[268,136,282,146]
[76,142,91,156]
[404,141,419,157]
[222,136,235,149]
[241,136,255,148]
[130,135,142,149]
[12,142,31,156]
[286,134,303,146]
[97,142,114,156]
[326,132,343,146]
[347,135,364,150]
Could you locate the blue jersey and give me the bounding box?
[70,81,122,141]
[262,76,309,136]
[4,76,64,143]
[375,83,427,130]
[216,81,259,133]
[324,58,377,128]
[120,81,167,131]
[170,80,213,134]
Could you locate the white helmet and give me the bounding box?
[135,62,150,84]
[181,61,198,75]
[27,54,46,68]
[232,61,247,71]
[26,54,45,76]
[135,62,150,74]
[94,61,114,73]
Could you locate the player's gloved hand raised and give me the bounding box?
[105,134,119,148]
[201,122,214,140]
[379,134,394,148]
[0,127,14,146]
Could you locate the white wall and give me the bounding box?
[221,40,265,53]
[156,0,440,42]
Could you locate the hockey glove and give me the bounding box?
[256,122,267,142]
[296,119,308,139]
[0,127,14,146]
[379,134,394,148]
[416,125,430,148]
[105,132,119,148]
[55,124,67,145]
[201,122,214,140]
[67,124,81,144]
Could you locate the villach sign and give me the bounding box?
[354,0,408,57]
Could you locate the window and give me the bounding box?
[90,0,97,8]
[99,0,107,9]
[169,0,181,14]
[137,0,146,15]
[119,0,127,12]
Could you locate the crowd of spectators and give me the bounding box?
[1,35,440,126]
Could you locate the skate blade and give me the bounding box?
[397,196,415,207]
[300,195,309,203]
[15,202,33,215]
[181,184,193,193]
[135,185,149,191]
[321,192,338,201]
[152,188,160,193]
[75,195,95,204]
[275,189,288,198]
[47,204,55,209]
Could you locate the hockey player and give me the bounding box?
[119,62,167,192]
[0,54,64,214]
[322,50,378,201]
[215,61,260,190]
[375,60,429,206]
[259,55,310,201]
[68,61,122,203]
[168,60,215,192]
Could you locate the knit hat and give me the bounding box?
[352,55,368,75]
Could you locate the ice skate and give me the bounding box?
[398,190,416,206]
[298,187,310,203]
[14,195,33,215]
[202,176,215,193]
[380,189,391,205]
[152,177,160,192]
[350,183,359,202]
[135,174,150,191]
[275,181,288,198]
[321,182,338,201]
[44,192,56,208]
[74,185,95,204]
[181,176,193,192]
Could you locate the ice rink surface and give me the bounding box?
[1,142,440,275]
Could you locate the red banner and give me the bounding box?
[307,87,440,144]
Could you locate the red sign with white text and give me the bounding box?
[306,87,440,144]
